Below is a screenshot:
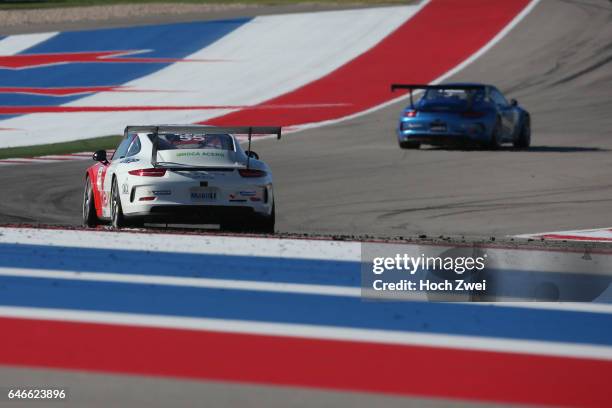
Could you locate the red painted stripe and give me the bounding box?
[0,106,239,114]
[0,86,175,97]
[1,317,610,407]
[0,159,35,163]
[0,151,112,165]
[0,104,346,114]
[0,50,223,70]
[0,86,118,96]
[204,0,532,127]
[28,156,77,161]
[541,234,612,242]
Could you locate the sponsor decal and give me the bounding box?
[102,192,109,210]
[239,191,257,197]
[120,158,140,164]
[151,190,171,196]
[96,166,104,191]
[229,193,247,202]
[189,172,214,180]
[175,151,225,158]
[121,183,129,195]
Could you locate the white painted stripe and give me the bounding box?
[75,6,418,108]
[515,227,612,241]
[0,6,420,148]
[0,150,116,166]
[2,226,612,276]
[492,302,612,315]
[0,154,92,166]
[0,32,58,55]
[7,266,612,315]
[0,267,360,297]
[2,264,612,315]
[0,306,610,361]
[0,226,362,261]
[0,159,39,163]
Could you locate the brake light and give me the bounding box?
[404,110,417,117]
[462,111,486,118]
[128,168,167,177]
[238,169,267,178]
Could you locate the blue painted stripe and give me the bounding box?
[0,243,360,286]
[0,19,251,107]
[1,275,611,346]
[2,243,610,303]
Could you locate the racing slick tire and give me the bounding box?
[82,176,99,228]
[111,178,127,229]
[513,116,531,149]
[399,140,421,149]
[488,117,503,150]
[222,203,275,234]
[256,202,275,234]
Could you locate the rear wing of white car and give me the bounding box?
[123,125,282,169]
[390,84,486,109]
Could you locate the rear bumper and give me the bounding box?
[126,205,267,224]
[397,118,492,145]
[119,171,274,218]
[398,133,479,146]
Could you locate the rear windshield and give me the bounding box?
[422,88,485,104]
[152,133,234,151]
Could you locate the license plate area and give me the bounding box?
[190,187,218,202]
[430,121,447,132]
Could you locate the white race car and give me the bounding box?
[82,125,280,233]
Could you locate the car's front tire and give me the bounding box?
[399,140,421,149]
[82,176,98,228]
[111,178,126,229]
[513,116,531,149]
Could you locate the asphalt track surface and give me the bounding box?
[1,0,611,240]
[0,1,611,407]
[0,365,509,408]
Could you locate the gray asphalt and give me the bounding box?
[1,365,512,408]
[266,0,612,238]
[0,1,611,407]
[1,0,611,240]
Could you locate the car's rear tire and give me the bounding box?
[223,203,275,234]
[256,203,275,234]
[111,179,126,229]
[488,117,503,150]
[399,140,421,149]
[82,176,98,228]
[513,116,531,149]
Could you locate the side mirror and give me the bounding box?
[510,99,518,107]
[92,149,108,163]
[245,150,259,160]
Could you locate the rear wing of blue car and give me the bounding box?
[390,84,486,109]
[123,125,282,169]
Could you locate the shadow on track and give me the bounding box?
[421,146,608,153]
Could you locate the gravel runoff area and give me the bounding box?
[0,3,261,27]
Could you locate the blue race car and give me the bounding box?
[391,83,530,149]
